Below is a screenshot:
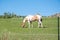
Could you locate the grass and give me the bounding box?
[0,17,60,40]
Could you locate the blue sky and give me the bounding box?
[0,0,60,16]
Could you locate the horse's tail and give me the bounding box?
[41,18,42,22]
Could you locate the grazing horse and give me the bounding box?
[21,14,43,28]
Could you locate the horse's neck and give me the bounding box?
[23,19,26,23]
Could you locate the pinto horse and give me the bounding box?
[21,14,43,28]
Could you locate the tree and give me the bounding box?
[4,12,8,18]
[0,15,4,18]
[12,12,17,18]
[4,12,12,18]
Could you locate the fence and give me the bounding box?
[58,17,60,40]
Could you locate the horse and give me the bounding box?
[21,14,43,28]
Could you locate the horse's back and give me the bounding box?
[35,15,42,19]
[25,15,33,20]
[25,15,42,21]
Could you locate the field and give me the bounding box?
[0,17,60,40]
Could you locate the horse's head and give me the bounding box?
[21,22,25,28]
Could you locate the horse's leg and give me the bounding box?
[32,23,33,28]
[38,20,43,28]
[30,21,33,28]
[38,22,40,28]
[40,22,43,28]
[28,21,30,28]
[40,18,43,28]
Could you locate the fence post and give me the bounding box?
[58,17,59,40]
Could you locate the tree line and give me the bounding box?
[0,12,22,18]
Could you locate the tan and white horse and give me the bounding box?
[21,14,43,28]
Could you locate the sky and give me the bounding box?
[0,0,60,16]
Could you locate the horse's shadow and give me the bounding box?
[43,26,47,28]
[21,26,47,28]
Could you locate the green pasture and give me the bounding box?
[0,17,60,40]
